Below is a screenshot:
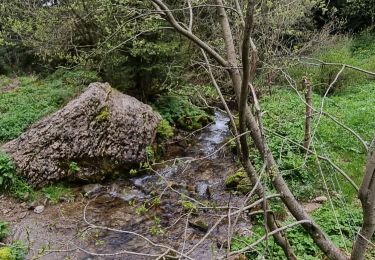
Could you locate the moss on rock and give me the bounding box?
[225,170,251,194]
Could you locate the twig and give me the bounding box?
[229,220,312,255]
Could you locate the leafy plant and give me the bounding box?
[149,216,164,236]
[0,221,9,241]
[180,200,197,213]
[0,152,16,191]
[0,152,33,200]
[0,241,28,260]
[145,146,155,163]
[68,162,80,174]
[232,201,365,259]
[136,204,148,215]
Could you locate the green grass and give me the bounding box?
[260,82,375,200]
[232,200,368,259]
[0,69,99,143]
[233,34,375,259]
[287,33,375,94]
[41,185,74,204]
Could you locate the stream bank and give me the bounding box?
[1,110,252,259]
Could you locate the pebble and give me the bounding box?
[34,205,45,214]
[195,182,211,198]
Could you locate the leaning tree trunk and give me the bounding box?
[351,136,375,260]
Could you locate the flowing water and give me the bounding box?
[2,110,251,259]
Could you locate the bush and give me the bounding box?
[47,68,100,87]
[0,152,17,191]
[0,241,27,260]
[287,35,375,95]
[0,222,27,260]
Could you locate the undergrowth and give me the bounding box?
[260,82,375,200]
[0,152,33,200]
[232,201,367,259]
[287,32,375,94]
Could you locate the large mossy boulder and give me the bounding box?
[1,82,161,187]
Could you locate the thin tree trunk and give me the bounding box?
[303,76,313,150]
[351,137,375,260]
[216,0,296,258]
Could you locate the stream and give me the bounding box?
[2,110,251,259]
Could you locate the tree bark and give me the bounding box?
[351,137,375,260]
[302,77,313,150]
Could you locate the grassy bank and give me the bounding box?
[232,35,375,259]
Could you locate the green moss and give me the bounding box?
[225,170,251,194]
[154,95,213,131]
[156,119,174,139]
[95,106,110,122]
[0,247,13,260]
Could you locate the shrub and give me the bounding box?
[287,35,375,95]
[0,152,17,191]
[0,241,27,260]
[47,68,100,87]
